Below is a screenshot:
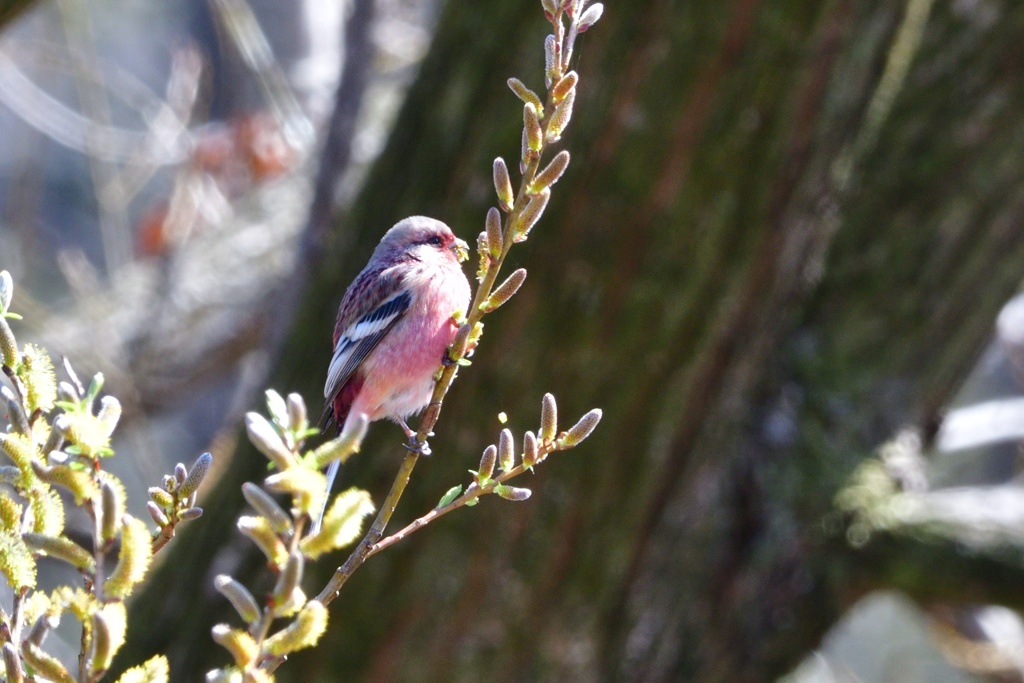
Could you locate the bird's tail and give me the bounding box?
[312,458,340,534]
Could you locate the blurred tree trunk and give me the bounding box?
[121,0,1024,681]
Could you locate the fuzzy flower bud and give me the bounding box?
[523,430,539,467]
[106,516,152,599]
[238,515,288,568]
[287,393,308,434]
[264,600,328,656]
[480,269,527,314]
[214,575,261,625]
[241,482,292,535]
[272,552,304,610]
[0,317,17,368]
[2,642,23,683]
[540,393,558,442]
[577,2,604,31]
[245,412,295,470]
[495,484,532,501]
[22,533,95,573]
[524,103,543,154]
[530,150,571,194]
[478,445,497,481]
[498,429,515,472]
[546,88,575,143]
[100,480,122,545]
[179,452,213,499]
[20,642,73,683]
[3,386,28,434]
[493,157,515,211]
[146,501,169,527]
[485,207,504,257]
[552,71,578,103]
[211,624,259,668]
[558,408,603,447]
[544,34,560,87]
[507,77,544,114]
[514,189,550,242]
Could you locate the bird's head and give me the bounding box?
[376,216,470,265]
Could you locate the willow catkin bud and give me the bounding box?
[552,70,578,103]
[478,445,497,481]
[0,317,17,368]
[541,0,558,16]
[559,408,603,447]
[449,323,472,363]
[577,2,604,31]
[265,389,289,428]
[287,393,308,433]
[22,533,95,573]
[3,642,24,683]
[91,610,114,673]
[211,624,259,669]
[540,393,558,442]
[493,158,515,212]
[238,515,288,568]
[100,480,121,544]
[498,429,515,472]
[523,430,539,467]
[146,502,169,527]
[20,642,73,683]
[546,88,575,143]
[495,484,532,501]
[179,507,203,521]
[96,395,121,438]
[524,103,543,153]
[179,452,212,499]
[514,189,550,242]
[245,412,295,470]
[33,462,99,505]
[174,463,187,485]
[42,424,64,460]
[0,270,12,314]
[507,77,544,113]
[241,482,292,535]
[544,34,559,86]
[148,487,173,508]
[272,552,304,608]
[214,575,261,625]
[485,207,503,257]
[480,269,527,314]
[264,467,326,518]
[2,386,28,434]
[311,414,367,470]
[264,600,328,656]
[530,150,570,194]
[106,516,152,599]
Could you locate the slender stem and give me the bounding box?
[315,450,420,605]
[313,4,571,613]
[368,454,551,557]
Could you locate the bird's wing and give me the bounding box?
[323,280,412,406]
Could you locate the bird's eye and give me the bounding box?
[426,235,444,246]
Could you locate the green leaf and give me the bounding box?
[437,485,463,508]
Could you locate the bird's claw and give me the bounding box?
[403,435,432,456]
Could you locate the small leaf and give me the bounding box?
[437,485,463,509]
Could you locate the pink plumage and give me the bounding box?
[316,216,471,528]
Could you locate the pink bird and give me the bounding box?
[317,216,471,528]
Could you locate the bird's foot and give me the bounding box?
[403,434,432,456]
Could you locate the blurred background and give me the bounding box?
[1,0,1024,681]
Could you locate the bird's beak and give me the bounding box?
[451,237,470,263]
